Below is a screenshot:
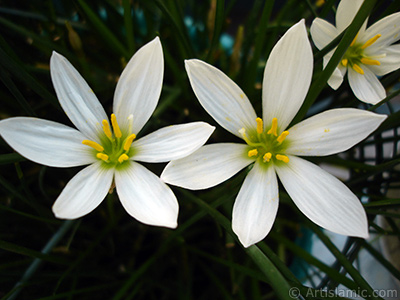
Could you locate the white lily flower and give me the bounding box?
[0,37,215,228]
[310,0,400,104]
[161,20,387,247]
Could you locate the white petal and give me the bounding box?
[132,122,215,163]
[161,143,253,190]
[368,44,400,76]
[113,37,163,134]
[262,20,313,131]
[336,0,366,33]
[115,161,178,228]
[360,12,400,51]
[50,52,107,142]
[323,53,347,90]
[185,59,257,138]
[52,162,113,219]
[232,162,279,248]
[275,156,369,238]
[310,18,339,50]
[0,117,96,167]
[348,66,386,104]
[286,108,387,156]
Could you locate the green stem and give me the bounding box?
[182,190,293,300]
[7,220,75,300]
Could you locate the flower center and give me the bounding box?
[82,114,136,167]
[240,117,290,165]
[341,33,382,75]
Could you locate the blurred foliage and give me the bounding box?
[0,0,399,299]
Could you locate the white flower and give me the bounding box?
[310,0,400,104]
[161,21,387,247]
[0,37,214,228]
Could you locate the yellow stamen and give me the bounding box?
[82,140,104,152]
[341,58,348,67]
[352,64,364,75]
[111,114,122,138]
[97,153,109,162]
[277,131,289,143]
[118,153,129,163]
[267,118,278,136]
[361,34,381,49]
[102,119,112,139]
[256,118,263,134]
[248,149,258,157]
[123,134,136,151]
[276,154,289,163]
[350,32,359,47]
[360,58,381,66]
[263,152,272,162]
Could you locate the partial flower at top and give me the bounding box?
[0,37,214,228]
[310,0,400,104]
[161,20,387,247]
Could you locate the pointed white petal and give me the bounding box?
[161,143,253,190]
[50,52,107,142]
[262,20,313,131]
[0,117,96,167]
[232,162,279,248]
[52,162,113,219]
[185,59,257,138]
[286,108,387,156]
[348,66,386,104]
[115,161,178,228]
[113,37,163,134]
[310,18,339,50]
[336,0,366,33]
[132,122,215,163]
[360,12,400,51]
[275,156,369,238]
[368,44,400,76]
[323,53,347,90]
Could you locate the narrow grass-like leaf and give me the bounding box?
[6,220,75,300]
[293,0,378,125]
[0,46,58,107]
[242,0,274,92]
[75,0,129,58]
[123,0,135,54]
[182,190,294,300]
[308,223,384,300]
[360,240,400,281]
[153,0,194,58]
[206,0,225,61]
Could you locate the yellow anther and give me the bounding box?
[82,140,104,152]
[277,131,289,143]
[350,32,359,47]
[97,153,109,162]
[111,114,122,138]
[263,152,272,162]
[341,58,348,67]
[276,154,289,163]
[361,34,381,49]
[102,119,112,139]
[248,149,258,157]
[256,118,263,134]
[118,154,129,163]
[352,64,364,75]
[123,134,136,151]
[267,118,278,136]
[361,58,380,66]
